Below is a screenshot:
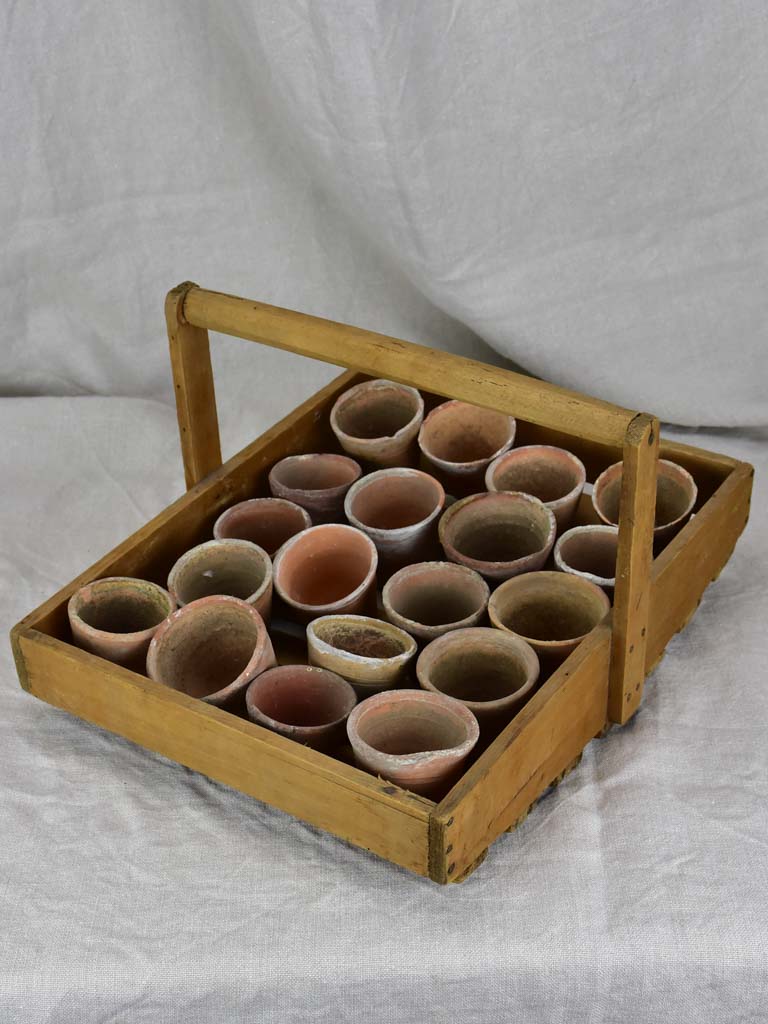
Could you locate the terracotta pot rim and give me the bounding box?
[382,561,490,634]
[592,458,698,532]
[344,468,445,540]
[213,498,312,542]
[167,538,273,607]
[307,614,417,668]
[245,665,357,735]
[272,524,378,614]
[485,444,587,513]
[330,378,424,444]
[268,453,362,496]
[418,400,516,474]
[68,576,176,645]
[554,524,619,587]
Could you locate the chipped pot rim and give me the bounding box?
[330,378,424,444]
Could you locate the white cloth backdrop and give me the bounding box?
[2,2,767,1021]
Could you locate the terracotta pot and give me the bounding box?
[307,615,417,696]
[330,378,424,467]
[344,468,444,570]
[346,689,479,798]
[146,594,276,707]
[245,665,357,750]
[272,523,378,622]
[418,400,516,494]
[485,445,586,530]
[68,576,176,670]
[416,627,539,730]
[167,538,273,622]
[439,491,556,581]
[488,570,610,667]
[213,498,311,555]
[592,458,698,543]
[382,561,490,643]
[554,525,619,591]
[269,453,362,521]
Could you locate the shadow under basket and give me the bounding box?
[10,283,753,884]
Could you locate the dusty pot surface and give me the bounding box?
[330,378,424,467]
[554,525,619,590]
[418,400,516,492]
[382,561,490,642]
[307,615,417,695]
[168,539,273,621]
[213,498,312,555]
[592,458,698,543]
[439,491,556,581]
[245,664,357,750]
[488,570,611,665]
[416,627,539,727]
[68,576,176,670]
[485,445,586,530]
[146,594,276,706]
[268,453,362,520]
[347,689,479,798]
[272,523,378,622]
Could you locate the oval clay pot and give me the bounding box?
[347,689,479,798]
[269,453,362,521]
[330,379,424,467]
[246,665,357,750]
[68,576,175,670]
[488,571,610,667]
[213,498,311,555]
[168,539,273,621]
[592,458,698,543]
[272,523,378,622]
[439,491,556,582]
[554,525,619,591]
[146,595,276,707]
[418,400,516,494]
[307,615,417,696]
[382,561,490,643]
[485,445,586,530]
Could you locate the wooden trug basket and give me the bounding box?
[10,283,754,883]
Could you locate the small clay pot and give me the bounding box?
[307,615,417,696]
[213,498,312,555]
[146,595,276,707]
[488,571,610,667]
[269,453,362,521]
[272,523,378,622]
[416,627,539,729]
[245,665,357,750]
[554,525,619,591]
[346,689,479,798]
[485,445,586,530]
[418,400,516,493]
[167,539,273,622]
[592,458,698,543]
[344,468,444,570]
[68,576,176,670]
[330,378,424,467]
[439,491,556,581]
[382,561,490,642]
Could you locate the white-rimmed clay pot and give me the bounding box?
[307,615,417,696]
[592,458,698,544]
[418,400,516,494]
[416,627,539,730]
[213,498,312,555]
[554,525,619,591]
[330,378,424,467]
[488,571,610,668]
[146,595,276,707]
[272,523,378,623]
[68,576,176,671]
[245,665,357,751]
[347,689,479,798]
[382,561,490,643]
[167,539,273,622]
[269,453,362,521]
[439,491,556,581]
[344,467,444,571]
[485,445,586,530]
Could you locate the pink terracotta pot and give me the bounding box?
[330,378,424,467]
[485,445,586,530]
[439,491,556,581]
[347,689,479,798]
[269,453,362,521]
[554,525,619,591]
[382,561,490,643]
[418,400,516,494]
[213,498,311,555]
[307,615,417,696]
[167,539,273,621]
[245,664,357,750]
[272,523,378,622]
[592,458,698,544]
[68,576,176,671]
[146,594,276,707]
